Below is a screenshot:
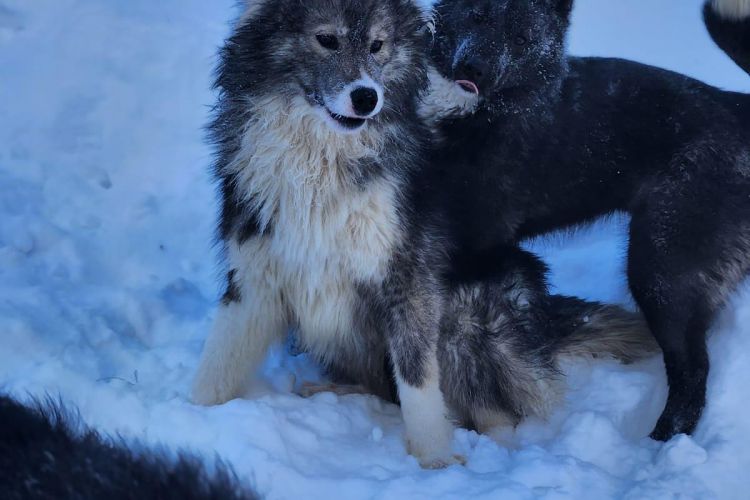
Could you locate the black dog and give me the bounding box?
[423,0,750,440]
[0,396,256,499]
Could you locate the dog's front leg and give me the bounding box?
[383,260,462,469]
[192,239,286,406]
[393,343,463,469]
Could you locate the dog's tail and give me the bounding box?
[704,0,750,76]
[547,295,659,364]
[0,395,257,499]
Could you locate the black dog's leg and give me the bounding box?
[628,144,750,440]
[629,219,711,440]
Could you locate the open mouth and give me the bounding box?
[456,80,480,95]
[327,109,366,130]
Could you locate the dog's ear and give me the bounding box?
[555,0,574,15]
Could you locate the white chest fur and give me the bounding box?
[226,96,402,359]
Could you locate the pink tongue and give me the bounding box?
[456,80,479,95]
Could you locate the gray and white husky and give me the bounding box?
[192,0,654,467]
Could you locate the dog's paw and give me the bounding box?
[191,385,227,406]
[297,382,368,398]
[649,419,675,442]
[649,398,701,442]
[408,438,465,470]
[417,453,467,470]
[191,373,236,406]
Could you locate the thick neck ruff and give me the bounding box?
[226,94,388,234]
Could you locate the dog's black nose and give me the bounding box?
[351,87,379,116]
[456,57,489,85]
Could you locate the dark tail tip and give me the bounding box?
[704,0,750,76]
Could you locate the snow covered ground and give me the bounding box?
[1,0,749,498]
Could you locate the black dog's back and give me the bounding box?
[422,54,749,248]
[0,396,255,500]
[718,89,750,128]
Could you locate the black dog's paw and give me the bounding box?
[649,405,701,441]
[649,416,679,442]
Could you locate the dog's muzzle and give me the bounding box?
[322,75,385,132]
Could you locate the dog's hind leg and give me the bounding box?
[627,275,712,442]
[192,239,286,406]
[627,144,750,440]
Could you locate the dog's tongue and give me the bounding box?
[456,80,479,95]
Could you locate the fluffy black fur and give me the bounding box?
[426,0,750,440]
[0,396,255,500]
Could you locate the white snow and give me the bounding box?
[1,0,749,498]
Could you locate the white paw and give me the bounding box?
[297,382,368,398]
[407,434,466,469]
[191,369,239,406]
[412,448,467,469]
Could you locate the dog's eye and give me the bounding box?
[370,40,384,54]
[514,35,527,46]
[316,34,339,51]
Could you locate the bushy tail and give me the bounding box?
[0,395,256,499]
[704,0,750,76]
[547,295,660,364]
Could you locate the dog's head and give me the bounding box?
[430,0,572,113]
[219,0,430,134]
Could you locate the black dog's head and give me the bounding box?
[430,0,573,112]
